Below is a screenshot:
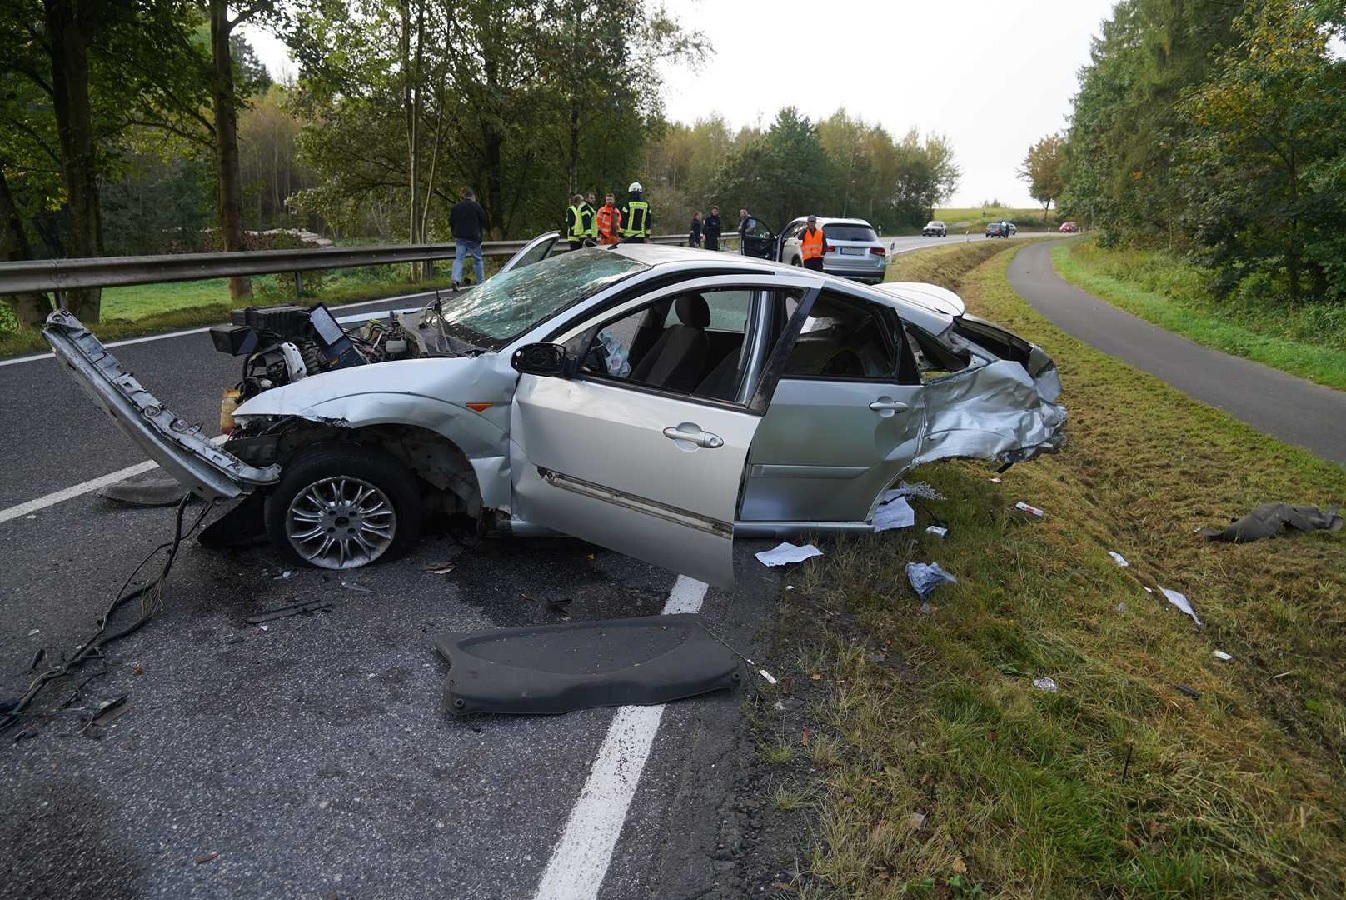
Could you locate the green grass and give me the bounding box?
[1052,241,1346,390]
[769,242,1346,897]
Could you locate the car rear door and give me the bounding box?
[509,274,816,586]
[740,288,926,524]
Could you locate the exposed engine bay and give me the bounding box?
[209,298,459,401]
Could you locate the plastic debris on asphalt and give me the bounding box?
[906,562,957,601]
[926,525,949,538]
[1032,676,1059,693]
[1014,501,1046,517]
[873,495,916,532]
[1108,551,1130,567]
[755,542,823,567]
[1160,587,1202,625]
[1213,650,1233,661]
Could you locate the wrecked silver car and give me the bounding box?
[43,235,1065,586]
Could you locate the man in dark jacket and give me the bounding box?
[703,205,722,251]
[450,188,488,290]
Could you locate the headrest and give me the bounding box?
[675,294,710,328]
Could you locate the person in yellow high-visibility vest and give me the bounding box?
[619,181,652,243]
[799,214,827,271]
[565,194,596,250]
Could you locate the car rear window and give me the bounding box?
[823,223,878,242]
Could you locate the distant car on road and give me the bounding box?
[922,220,947,237]
[778,216,887,284]
[985,221,1017,239]
[1059,221,1079,233]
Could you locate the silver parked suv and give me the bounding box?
[778,217,888,284]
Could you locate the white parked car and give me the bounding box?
[777,217,888,284]
[45,234,1066,587]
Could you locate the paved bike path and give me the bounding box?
[1008,241,1346,466]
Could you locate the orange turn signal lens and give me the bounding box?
[465,402,493,412]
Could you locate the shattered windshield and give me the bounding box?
[440,249,648,350]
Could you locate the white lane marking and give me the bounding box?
[0,461,158,525]
[0,290,438,368]
[0,434,229,525]
[532,575,710,900]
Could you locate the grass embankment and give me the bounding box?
[1052,241,1346,391]
[0,264,469,358]
[764,242,1346,897]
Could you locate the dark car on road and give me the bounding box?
[922,220,947,237]
[985,221,1017,238]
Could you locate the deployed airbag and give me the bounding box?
[433,613,740,715]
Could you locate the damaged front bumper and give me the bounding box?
[42,310,280,500]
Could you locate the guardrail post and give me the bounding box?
[293,270,303,300]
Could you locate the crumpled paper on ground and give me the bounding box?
[1160,587,1202,625]
[755,542,824,567]
[873,495,916,532]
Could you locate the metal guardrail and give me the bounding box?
[0,232,724,296]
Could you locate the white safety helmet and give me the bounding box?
[628,181,643,193]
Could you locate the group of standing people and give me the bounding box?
[449,181,810,291]
[686,206,724,251]
[564,183,652,250]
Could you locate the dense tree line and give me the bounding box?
[1056,0,1346,304]
[2,1,959,331]
[644,109,959,233]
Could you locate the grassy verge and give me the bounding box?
[1052,241,1346,391]
[772,244,1346,897]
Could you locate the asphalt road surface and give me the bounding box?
[0,231,1045,900]
[1009,241,1346,466]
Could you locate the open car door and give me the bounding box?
[508,273,818,586]
[497,232,561,275]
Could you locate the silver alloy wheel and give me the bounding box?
[286,475,396,569]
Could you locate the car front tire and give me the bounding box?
[265,444,423,570]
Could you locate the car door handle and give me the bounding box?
[662,425,724,449]
[869,400,909,412]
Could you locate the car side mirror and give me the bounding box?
[511,342,570,377]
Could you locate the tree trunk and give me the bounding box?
[483,54,504,239]
[0,164,52,327]
[44,0,102,322]
[210,0,251,302]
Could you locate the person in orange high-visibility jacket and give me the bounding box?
[799,214,827,271]
[595,193,622,245]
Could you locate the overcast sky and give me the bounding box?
[245,0,1117,209]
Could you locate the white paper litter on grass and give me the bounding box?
[1032,676,1059,693]
[1160,587,1202,625]
[926,525,949,538]
[873,495,916,531]
[1213,650,1233,661]
[1014,501,1046,517]
[1108,551,1130,567]
[755,542,824,567]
